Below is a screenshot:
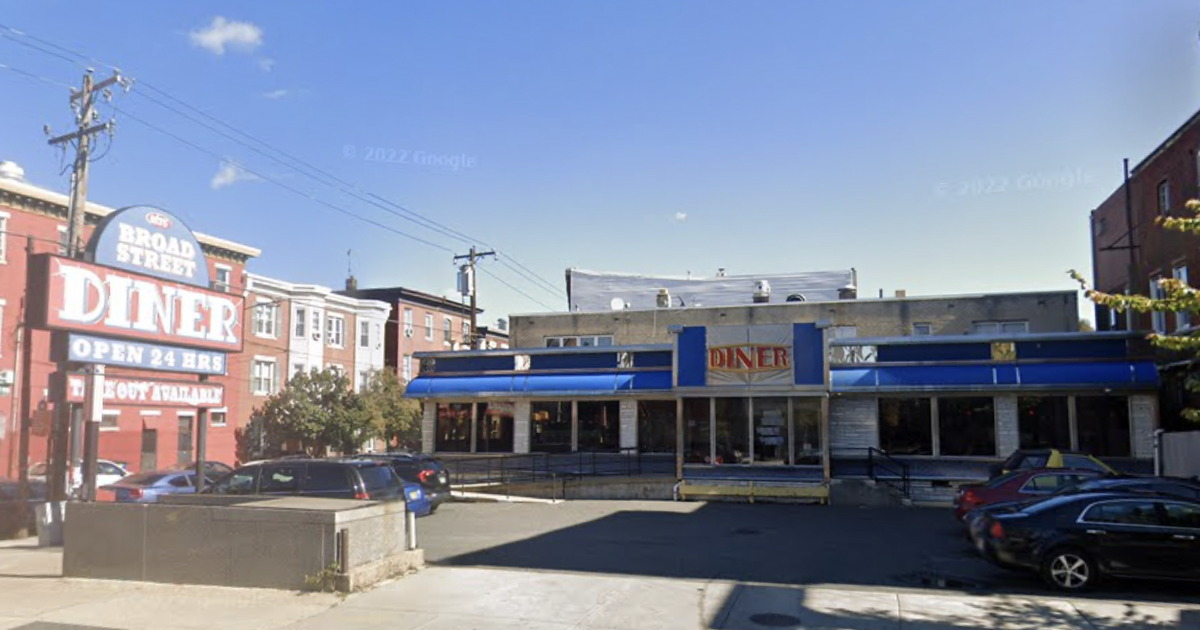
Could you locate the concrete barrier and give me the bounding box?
[64,496,423,592]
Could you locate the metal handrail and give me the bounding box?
[866,447,911,497]
[442,448,644,488]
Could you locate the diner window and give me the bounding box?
[326,315,345,347]
[912,323,933,336]
[1158,179,1171,215]
[253,301,279,338]
[683,398,711,464]
[1151,276,1167,334]
[714,398,749,465]
[752,398,787,465]
[477,402,515,453]
[1017,396,1070,449]
[578,400,620,452]
[637,400,676,454]
[1076,395,1131,457]
[972,321,1028,335]
[1174,264,1190,331]
[879,398,932,455]
[791,398,822,465]
[545,335,614,348]
[425,314,434,341]
[294,307,306,338]
[938,397,996,456]
[531,401,571,453]
[435,403,472,452]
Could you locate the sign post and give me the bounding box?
[80,365,105,502]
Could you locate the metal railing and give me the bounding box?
[866,447,911,498]
[442,448,644,488]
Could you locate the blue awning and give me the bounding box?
[831,361,1159,393]
[404,370,673,398]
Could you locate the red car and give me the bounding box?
[953,468,1102,520]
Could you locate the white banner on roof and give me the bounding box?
[568,269,853,312]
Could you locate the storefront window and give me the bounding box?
[578,400,620,452]
[1076,395,1131,457]
[879,398,932,455]
[476,402,515,453]
[531,401,571,453]
[938,397,996,456]
[791,398,823,465]
[435,403,472,452]
[638,401,676,454]
[1018,396,1070,450]
[714,398,749,465]
[683,399,711,463]
[753,398,788,465]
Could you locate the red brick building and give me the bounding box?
[0,164,260,477]
[1090,108,1200,428]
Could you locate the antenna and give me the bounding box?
[347,249,353,277]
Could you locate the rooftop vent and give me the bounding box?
[0,161,25,182]
[753,280,771,303]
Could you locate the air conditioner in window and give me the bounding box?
[403,328,413,338]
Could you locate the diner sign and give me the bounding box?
[86,207,211,288]
[66,334,227,375]
[32,255,243,353]
[64,374,224,408]
[707,324,793,386]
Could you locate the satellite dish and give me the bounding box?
[610,297,627,311]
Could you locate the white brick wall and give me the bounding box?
[513,399,532,454]
[421,402,435,453]
[830,397,879,451]
[619,399,637,450]
[1131,394,1157,459]
[995,395,1018,456]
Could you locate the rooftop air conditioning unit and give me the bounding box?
[656,289,671,308]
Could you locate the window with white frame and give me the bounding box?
[57,225,68,256]
[444,317,453,343]
[1151,276,1167,334]
[294,307,306,338]
[214,265,232,293]
[462,320,471,344]
[209,410,228,427]
[424,313,434,341]
[912,323,933,336]
[403,308,414,337]
[252,359,278,395]
[326,315,345,347]
[971,321,1029,335]
[360,320,370,348]
[100,410,120,430]
[253,301,279,338]
[1175,264,1190,331]
[357,370,370,393]
[312,311,322,340]
[1159,179,1172,216]
[402,354,412,381]
[545,335,615,347]
[0,211,9,263]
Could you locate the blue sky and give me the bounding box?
[2,1,1199,323]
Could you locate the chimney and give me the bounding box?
[345,275,358,292]
[894,289,907,299]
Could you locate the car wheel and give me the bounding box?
[1041,548,1096,591]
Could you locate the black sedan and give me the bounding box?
[971,492,1200,591]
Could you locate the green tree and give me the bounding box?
[252,367,378,456]
[1071,198,1200,420]
[360,369,423,451]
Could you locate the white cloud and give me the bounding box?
[257,57,275,72]
[190,16,264,55]
[674,212,688,222]
[262,89,289,100]
[210,160,260,190]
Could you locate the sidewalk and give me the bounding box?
[0,538,1197,630]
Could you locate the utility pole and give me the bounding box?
[43,68,126,504]
[453,246,495,348]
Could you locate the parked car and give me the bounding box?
[100,470,207,503]
[363,453,451,511]
[0,480,47,538]
[989,448,1115,479]
[970,492,1200,590]
[28,459,128,496]
[205,458,430,515]
[169,460,234,480]
[954,468,1103,520]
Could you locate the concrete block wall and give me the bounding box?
[995,395,1019,456]
[619,399,637,450]
[421,402,435,453]
[1131,394,1157,459]
[513,400,531,454]
[829,397,879,451]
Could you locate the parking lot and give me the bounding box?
[420,499,1200,604]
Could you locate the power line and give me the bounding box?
[0,22,566,301]
[479,266,559,312]
[0,61,72,89]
